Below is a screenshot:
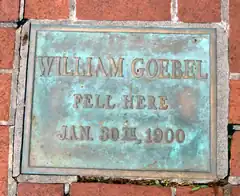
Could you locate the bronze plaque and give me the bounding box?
[21,23,217,179]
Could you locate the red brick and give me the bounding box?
[18,183,64,196]
[230,0,240,72]
[229,80,240,124]
[230,132,240,176]
[0,74,11,121]
[176,187,223,196]
[178,0,221,23]
[71,183,171,196]
[0,126,9,196]
[0,28,15,69]
[232,186,240,196]
[0,0,19,21]
[25,0,69,19]
[76,0,171,21]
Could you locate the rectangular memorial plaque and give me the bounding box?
[19,22,221,180]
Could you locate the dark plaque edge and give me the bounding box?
[12,20,229,183]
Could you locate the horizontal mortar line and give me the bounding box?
[0,19,228,28]
[28,19,225,25]
[17,174,78,183]
[229,176,240,185]
[0,22,18,28]
[0,121,13,126]
[0,69,13,74]
[230,73,240,80]
[233,125,240,130]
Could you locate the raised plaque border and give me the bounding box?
[23,24,218,177]
[12,20,229,183]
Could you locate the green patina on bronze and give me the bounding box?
[21,24,216,176]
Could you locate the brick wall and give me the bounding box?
[0,0,239,195]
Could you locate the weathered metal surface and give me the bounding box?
[21,24,216,178]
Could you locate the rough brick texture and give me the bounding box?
[76,0,171,21]
[230,131,240,176]
[18,183,64,196]
[178,0,221,22]
[0,126,9,196]
[176,187,223,196]
[230,0,240,72]
[0,74,11,121]
[232,186,240,196]
[71,183,171,196]
[0,28,15,69]
[229,80,240,124]
[0,0,19,21]
[25,0,69,19]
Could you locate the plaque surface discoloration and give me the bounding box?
[15,22,227,181]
